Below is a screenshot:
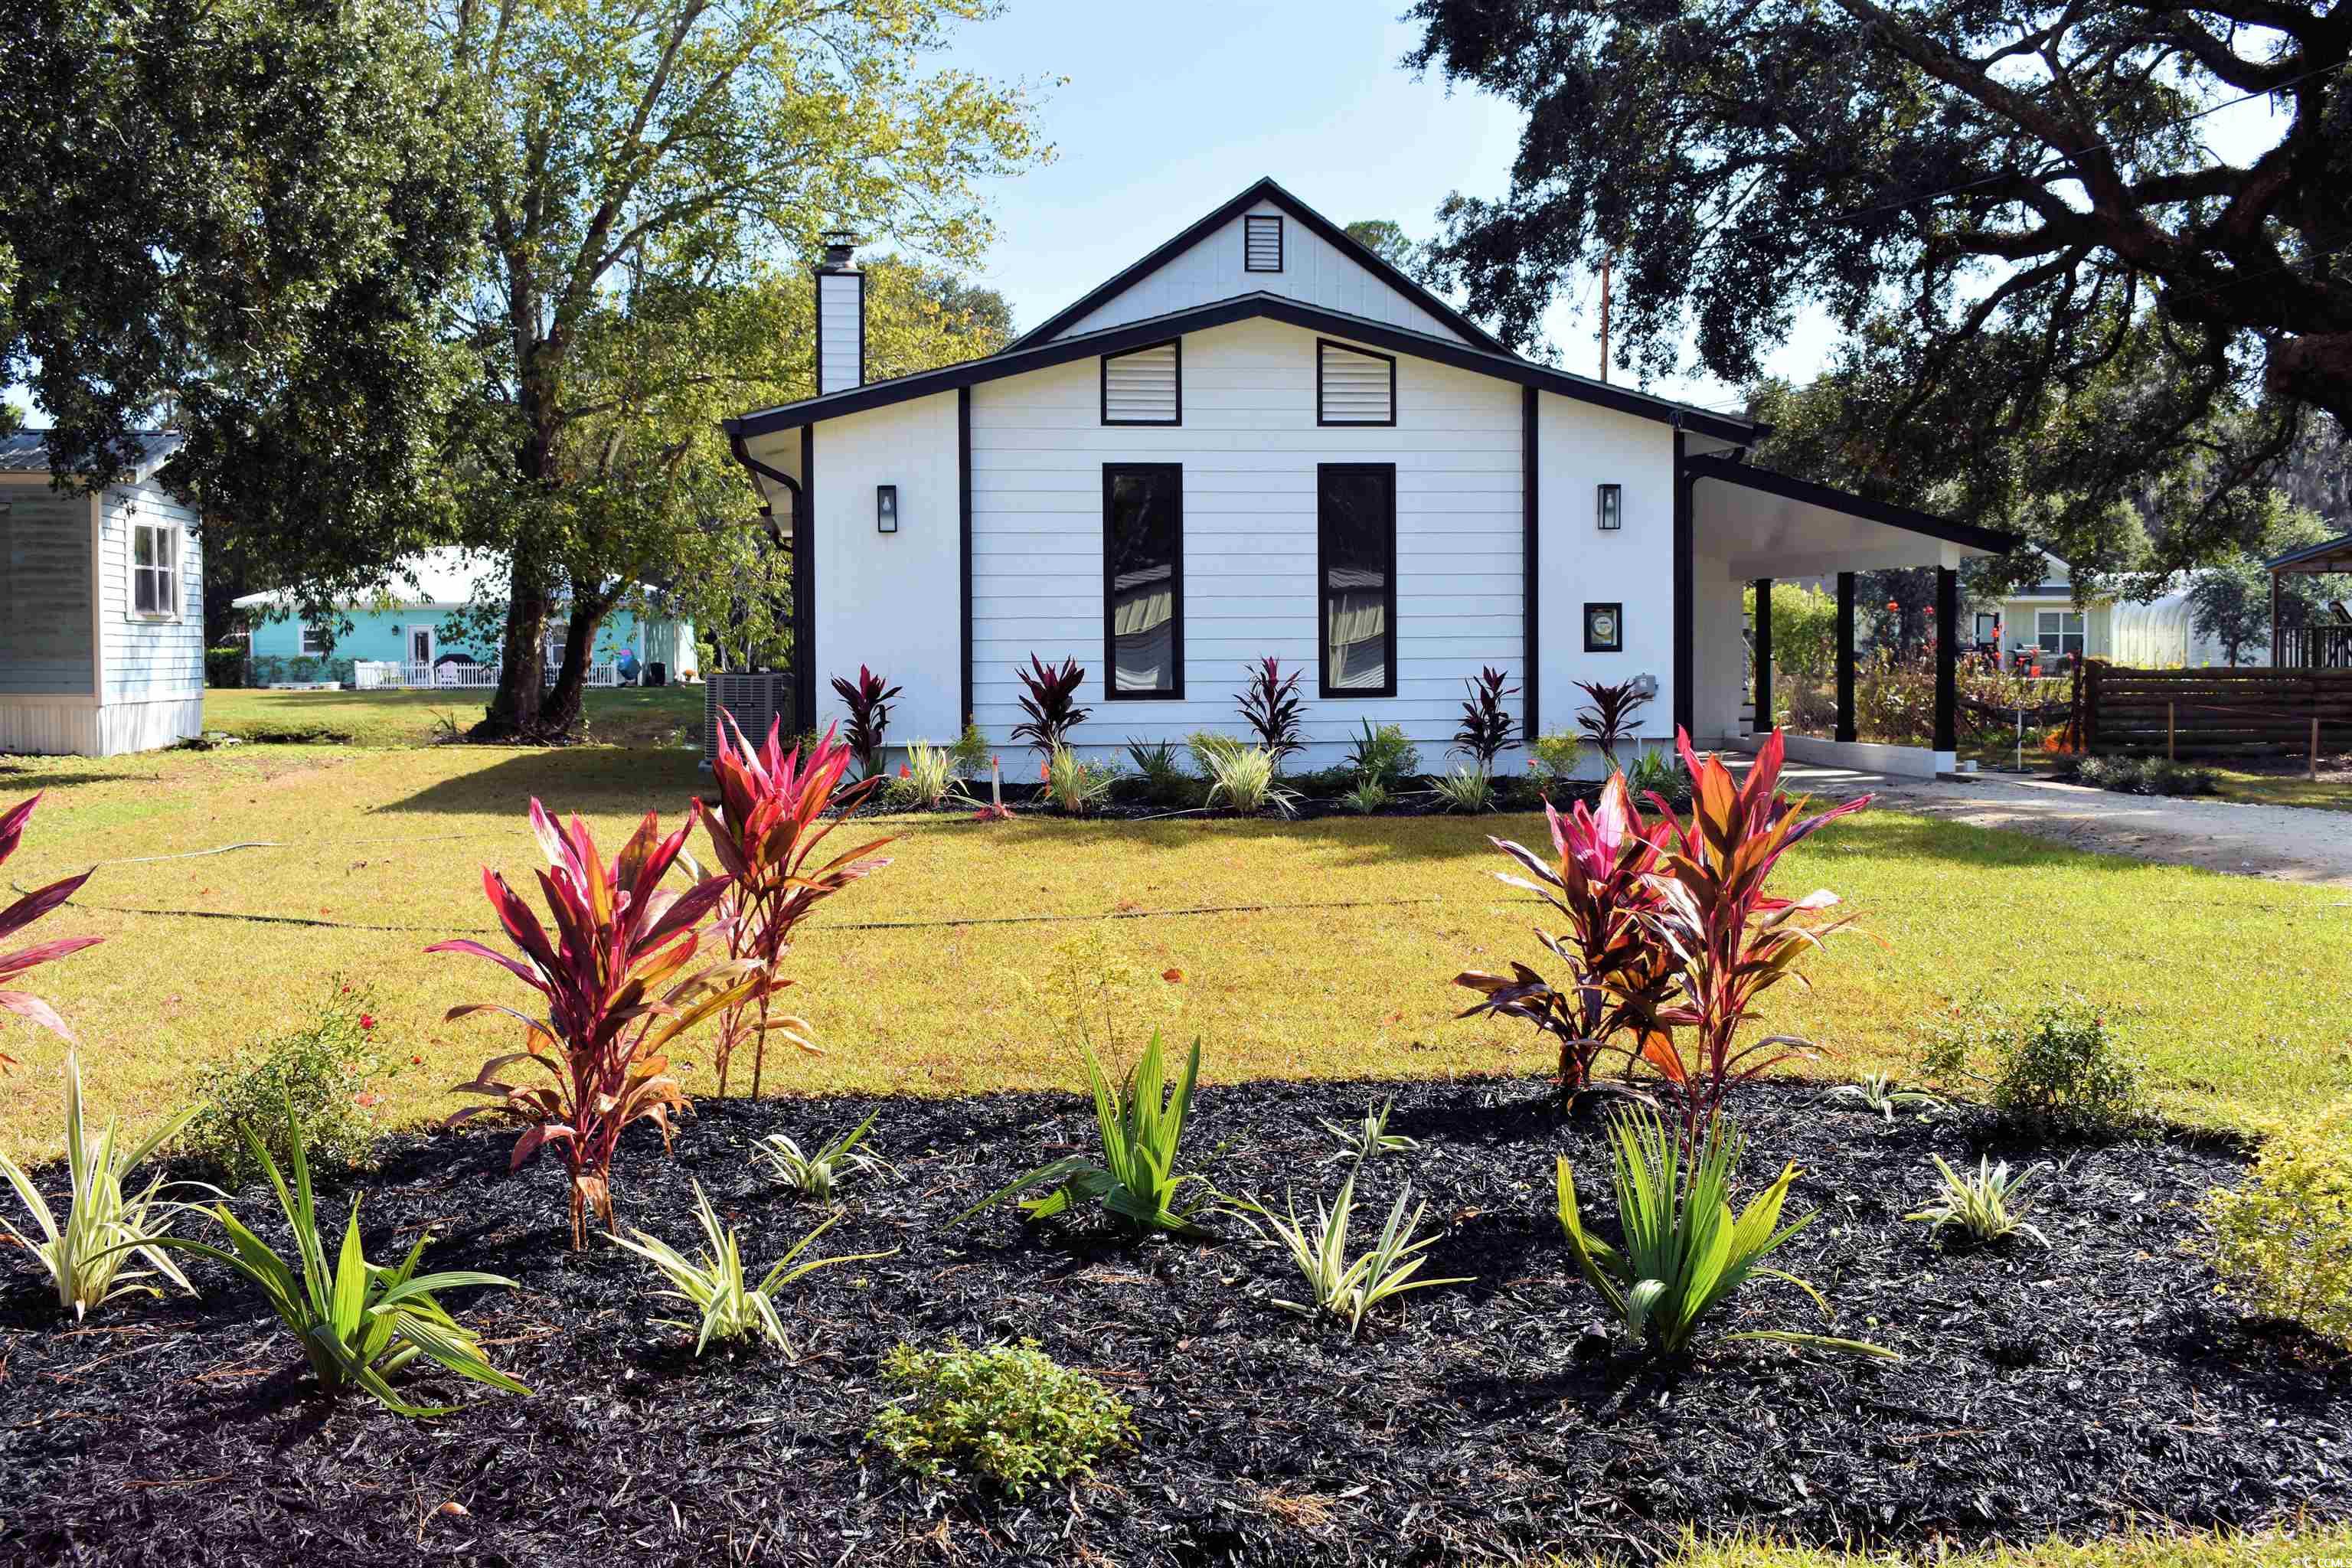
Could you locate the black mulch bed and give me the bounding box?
[5,1076,2347,1566]
[839,776,1651,825]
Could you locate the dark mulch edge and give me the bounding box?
[2,1075,2344,1568]
[837,776,1661,825]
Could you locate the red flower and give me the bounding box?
[358,1014,376,1031]
[897,764,911,779]
[1039,761,1050,781]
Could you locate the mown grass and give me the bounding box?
[1638,1521,2352,1566]
[201,684,704,749]
[2,741,2346,1164]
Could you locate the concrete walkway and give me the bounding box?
[1756,760,2352,887]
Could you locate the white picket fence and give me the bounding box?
[351,660,622,691]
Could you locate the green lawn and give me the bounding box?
[2,740,2346,1162]
[201,684,704,748]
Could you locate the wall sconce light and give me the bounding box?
[1596,483,1622,531]
[876,484,898,534]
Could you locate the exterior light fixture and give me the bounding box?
[1596,483,1622,531]
[876,484,898,534]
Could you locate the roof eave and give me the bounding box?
[1682,452,2017,556]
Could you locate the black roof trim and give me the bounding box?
[2265,531,2352,570]
[1004,177,1511,357]
[727,292,1760,445]
[1682,453,2017,554]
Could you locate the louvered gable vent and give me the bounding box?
[1244,214,1283,272]
[1318,339,1395,426]
[1101,341,1180,426]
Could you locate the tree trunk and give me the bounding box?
[539,599,608,739]
[480,569,553,736]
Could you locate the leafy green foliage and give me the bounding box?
[1236,658,1306,771]
[1922,991,2154,1138]
[751,1109,894,1202]
[1427,764,1494,813]
[1318,1098,1422,1165]
[2203,1098,2352,1350]
[888,742,964,810]
[1405,0,2350,574]
[1121,739,1197,808]
[145,1096,528,1417]
[1200,744,1298,817]
[1822,1072,1947,1123]
[1557,1106,1894,1361]
[1045,745,1117,818]
[1529,730,1584,789]
[1906,1155,2051,1247]
[870,1339,1135,1498]
[1346,720,1421,787]
[182,983,395,1187]
[1227,1168,1470,1334]
[0,1054,213,1319]
[1342,779,1390,815]
[949,720,991,779]
[1452,666,1520,771]
[2068,756,2220,797]
[612,1181,893,1355]
[955,1031,1207,1234]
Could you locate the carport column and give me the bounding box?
[1935,566,1958,755]
[1751,578,1772,736]
[1834,572,1857,743]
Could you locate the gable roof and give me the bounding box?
[1008,178,1511,356]
[2267,531,2352,573]
[0,430,183,482]
[727,290,1764,446]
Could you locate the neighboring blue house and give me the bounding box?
[0,431,205,756]
[233,549,698,688]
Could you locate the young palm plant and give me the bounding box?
[1227,1168,1470,1335]
[1556,1104,1896,1361]
[0,1052,215,1319]
[1906,1155,2051,1246]
[955,1031,1207,1233]
[135,1096,529,1416]
[750,1109,894,1201]
[612,1181,896,1356]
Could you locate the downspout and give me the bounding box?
[725,427,803,675]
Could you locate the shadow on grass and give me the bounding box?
[375,746,710,815]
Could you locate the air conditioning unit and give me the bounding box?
[704,672,795,767]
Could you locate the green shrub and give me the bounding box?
[1530,729,1584,787]
[1120,738,1197,808]
[870,1339,1134,1497]
[2203,1097,2352,1349]
[2069,754,2219,796]
[949,718,990,778]
[1345,720,1419,786]
[1920,990,2153,1138]
[182,983,397,1186]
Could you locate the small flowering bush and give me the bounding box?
[870,1339,1135,1498]
[182,981,397,1187]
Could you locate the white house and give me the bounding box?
[0,431,205,756]
[724,179,2016,778]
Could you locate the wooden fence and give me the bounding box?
[2080,662,2352,756]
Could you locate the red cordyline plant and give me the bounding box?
[1636,729,1870,1150]
[828,665,902,779]
[1455,772,1678,1094]
[0,793,103,1068]
[693,715,892,1100]
[432,802,755,1247]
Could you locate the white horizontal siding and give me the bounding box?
[1060,201,1467,345]
[816,272,863,394]
[1102,343,1178,423]
[100,483,205,703]
[969,316,1521,763]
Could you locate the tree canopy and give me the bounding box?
[1406,0,2352,572]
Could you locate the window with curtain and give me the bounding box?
[1103,463,1183,697]
[2036,609,2086,656]
[1318,463,1396,696]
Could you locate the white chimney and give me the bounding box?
[815,230,864,395]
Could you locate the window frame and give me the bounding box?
[1316,461,1399,699]
[1243,214,1284,273]
[1316,338,1398,428]
[298,621,334,657]
[2035,608,2086,657]
[126,518,179,620]
[1098,338,1182,427]
[1101,462,1186,702]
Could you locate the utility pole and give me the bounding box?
[1598,250,1613,384]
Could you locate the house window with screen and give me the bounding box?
[2036,609,2086,656]
[129,521,177,617]
[299,622,334,655]
[1318,462,1396,696]
[1103,463,1183,697]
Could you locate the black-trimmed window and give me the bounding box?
[1318,463,1396,697]
[1317,338,1396,426]
[1100,340,1180,426]
[1105,463,1184,698]
[1244,214,1283,273]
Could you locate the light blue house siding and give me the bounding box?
[247,606,696,676]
